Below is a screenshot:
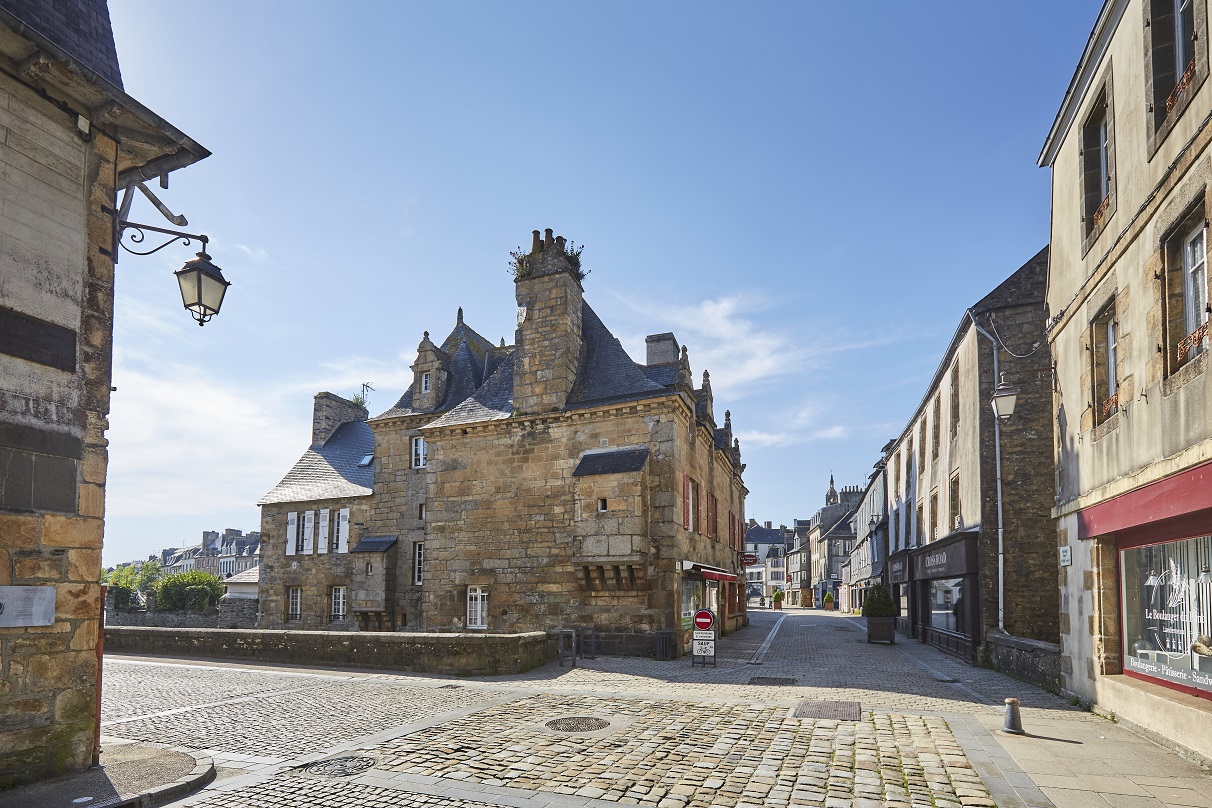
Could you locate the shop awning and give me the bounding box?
[681,561,738,582]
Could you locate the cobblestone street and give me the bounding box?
[96,611,1212,808]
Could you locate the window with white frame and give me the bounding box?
[287,586,302,620]
[466,586,488,629]
[1093,303,1120,423]
[411,436,427,468]
[421,372,431,393]
[413,542,424,586]
[1166,210,1210,372]
[330,586,347,620]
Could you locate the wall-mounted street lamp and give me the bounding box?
[103,181,231,326]
[991,373,1019,424]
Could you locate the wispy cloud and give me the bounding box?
[735,399,850,447]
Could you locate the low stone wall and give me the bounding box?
[105,610,219,629]
[217,597,258,629]
[103,627,551,676]
[984,629,1061,691]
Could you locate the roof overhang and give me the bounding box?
[0,9,209,185]
[681,560,738,582]
[1038,0,1126,167]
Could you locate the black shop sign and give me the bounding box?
[913,536,976,579]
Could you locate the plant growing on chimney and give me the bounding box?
[508,240,589,282]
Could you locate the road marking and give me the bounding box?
[747,613,787,665]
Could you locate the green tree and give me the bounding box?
[135,559,163,592]
[152,571,224,612]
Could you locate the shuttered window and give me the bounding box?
[302,511,315,554]
[335,508,350,553]
[286,512,297,556]
[318,509,330,554]
[683,475,691,529]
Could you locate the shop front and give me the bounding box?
[888,550,914,637]
[910,529,979,660]
[679,561,742,650]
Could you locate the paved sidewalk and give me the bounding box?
[0,737,213,808]
[87,610,1211,808]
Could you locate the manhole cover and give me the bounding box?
[439,684,463,689]
[749,677,797,685]
[305,756,377,777]
[794,700,862,720]
[545,716,611,732]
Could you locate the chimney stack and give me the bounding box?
[312,392,368,446]
[645,333,679,365]
[513,228,584,415]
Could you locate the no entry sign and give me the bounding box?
[693,609,715,631]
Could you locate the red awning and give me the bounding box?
[684,562,738,582]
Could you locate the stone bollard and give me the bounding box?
[1002,697,1024,734]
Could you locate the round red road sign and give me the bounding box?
[693,610,714,630]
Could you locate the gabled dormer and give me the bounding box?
[410,331,448,412]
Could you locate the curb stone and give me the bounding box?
[100,752,215,808]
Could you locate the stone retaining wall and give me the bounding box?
[103,627,551,676]
[105,610,219,628]
[984,629,1061,691]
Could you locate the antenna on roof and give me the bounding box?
[354,382,375,407]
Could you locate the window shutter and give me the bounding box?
[683,475,691,529]
[695,482,703,534]
[318,509,330,554]
[337,508,350,553]
[302,511,315,554]
[286,512,297,556]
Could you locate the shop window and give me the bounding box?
[1092,303,1120,423]
[1120,535,1212,695]
[928,578,966,634]
[1144,0,1208,152]
[1164,205,1210,374]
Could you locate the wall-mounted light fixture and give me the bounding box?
[103,180,231,326]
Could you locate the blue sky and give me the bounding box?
[101,1,1100,565]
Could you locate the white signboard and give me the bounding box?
[693,630,715,640]
[1059,546,1072,567]
[692,639,715,657]
[0,586,56,627]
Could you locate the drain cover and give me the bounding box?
[439,684,463,689]
[749,677,797,685]
[794,700,862,720]
[305,756,377,776]
[545,716,611,732]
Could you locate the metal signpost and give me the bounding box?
[691,609,716,667]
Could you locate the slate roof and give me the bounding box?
[225,567,259,584]
[572,447,650,477]
[638,362,680,388]
[374,313,495,421]
[0,0,123,88]
[425,352,515,429]
[351,536,398,553]
[745,524,787,546]
[258,421,375,505]
[566,303,668,409]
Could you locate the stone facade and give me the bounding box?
[0,0,208,785]
[258,230,748,653]
[883,249,1057,662]
[1040,0,1212,760]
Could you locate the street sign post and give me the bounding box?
[691,609,716,667]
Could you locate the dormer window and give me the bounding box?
[421,372,431,393]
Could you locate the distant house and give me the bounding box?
[222,567,259,599]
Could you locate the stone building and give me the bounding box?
[258,230,748,653]
[884,249,1056,663]
[805,477,862,608]
[0,0,208,785]
[742,520,793,602]
[1040,0,1212,759]
[845,451,890,613]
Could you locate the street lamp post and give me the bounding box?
[969,312,1018,632]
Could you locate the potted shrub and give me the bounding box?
[772,589,784,610]
[862,583,896,644]
[823,591,835,611]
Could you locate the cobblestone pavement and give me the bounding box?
[99,610,1211,808]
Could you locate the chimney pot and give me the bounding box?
[556,235,566,251]
[765,521,772,529]
[532,230,542,252]
[544,228,554,248]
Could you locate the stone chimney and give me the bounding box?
[645,332,679,365]
[312,392,368,446]
[765,521,772,529]
[513,229,584,415]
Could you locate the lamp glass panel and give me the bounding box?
[991,390,1017,420]
[177,270,200,310]
[199,271,228,314]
